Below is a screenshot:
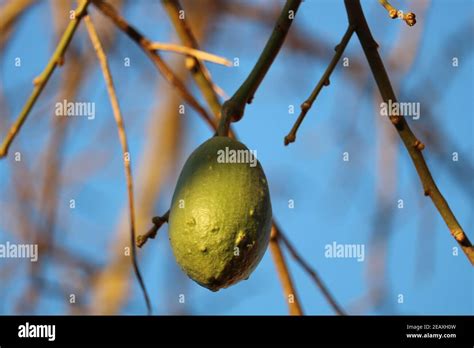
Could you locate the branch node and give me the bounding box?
[453,228,467,244]
[32,76,42,86]
[301,101,311,112]
[413,139,425,151]
[222,98,245,123]
[390,115,401,125]
[283,24,354,145]
[57,55,65,67]
[137,211,170,248]
[284,133,295,146]
[404,12,416,27]
[378,0,416,27]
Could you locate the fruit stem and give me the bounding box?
[216,0,302,136]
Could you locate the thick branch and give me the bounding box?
[345,0,473,265]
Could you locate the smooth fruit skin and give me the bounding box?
[168,136,272,291]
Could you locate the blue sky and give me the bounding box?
[0,0,473,315]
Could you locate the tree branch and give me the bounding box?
[270,224,304,315]
[161,0,222,118]
[217,0,302,136]
[0,0,36,45]
[284,24,355,145]
[161,0,235,137]
[277,226,346,315]
[344,0,473,265]
[148,41,231,66]
[0,0,90,158]
[378,0,416,26]
[137,210,170,248]
[92,0,217,131]
[84,15,152,314]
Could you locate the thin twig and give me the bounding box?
[137,210,170,248]
[84,15,152,314]
[0,0,90,158]
[344,0,474,265]
[89,54,186,315]
[217,0,303,136]
[161,0,236,139]
[269,224,304,315]
[148,41,231,66]
[378,0,416,26]
[92,0,217,131]
[284,24,355,145]
[276,226,346,315]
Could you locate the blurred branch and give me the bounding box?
[345,0,474,265]
[162,0,224,118]
[89,53,186,315]
[92,0,217,131]
[0,0,35,32]
[148,41,231,66]
[284,24,355,145]
[84,14,151,314]
[217,0,302,136]
[18,9,93,315]
[277,226,346,315]
[270,225,304,315]
[0,0,36,48]
[378,0,416,26]
[0,0,90,158]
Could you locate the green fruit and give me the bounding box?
[168,136,272,291]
